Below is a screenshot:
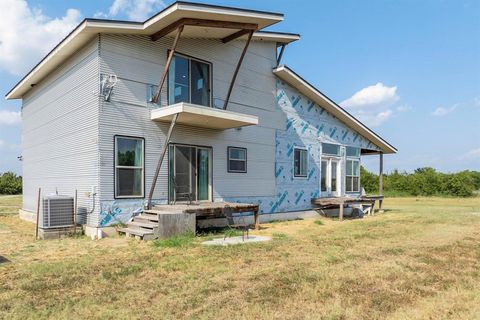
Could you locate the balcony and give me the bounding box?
[150,102,258,130]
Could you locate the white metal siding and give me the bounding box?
[21,37,100,225]
[98,34,279,206]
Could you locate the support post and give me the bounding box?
[73,189,77,236]
[147,113,179,209]
[151,25,184,104]
[35,188,41,240]
[379,152,384,211]
[339,201,344,221]
[254,207,260,230]
[276,44,286,66]
[223,30,254,110]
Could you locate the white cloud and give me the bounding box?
[0,140,4,148]
[432,104,457,117]
[460,148,480,161]
[0,110,21,125]
[340,83,400,127]
[341,83,398,108]
[96,0,166,21]
[0,0,82,75]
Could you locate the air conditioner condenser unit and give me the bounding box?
[40,195,75,229]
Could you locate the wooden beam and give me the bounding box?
[147,113,179,209]
[35,187,41,240]
[339,201,344,221]
[151,25,184,104]
[276,44,286,66]
[151,18,257,41]
[223,30,254,110]
[222,29,251,43]
[379,152,384,211]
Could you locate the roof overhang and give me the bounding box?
[273,65,397,154]
[150,103,259,129]
[6,1,299,100]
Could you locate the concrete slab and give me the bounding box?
[202,235,271,246]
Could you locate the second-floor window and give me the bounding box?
[168,54,211,107]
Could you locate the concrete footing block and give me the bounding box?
[84,226,117,240]
[157,212,196,239]
[18,209,36,223]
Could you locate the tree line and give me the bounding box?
[361,167,480,197]
[0,172,22,195]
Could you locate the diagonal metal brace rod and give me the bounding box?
[147,113,179,209]
[151,25,184,104]
[223,30,254,110]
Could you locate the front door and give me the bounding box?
[321,158,341,197]
[169,145,211,203]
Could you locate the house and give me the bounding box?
[6,1,396,236]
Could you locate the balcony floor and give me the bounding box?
[150,102,258,129]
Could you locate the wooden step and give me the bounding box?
[132,216,158,225]
[140,212,160,221]
[118,227,155,240]
[128,220,158,229]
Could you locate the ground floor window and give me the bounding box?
[228,147,247,173]
[115,136,144,198]
[346,159,360,192]
[294,147,308,177]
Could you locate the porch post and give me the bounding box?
[379,152,384,210]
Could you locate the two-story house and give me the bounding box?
[6,2,396,236]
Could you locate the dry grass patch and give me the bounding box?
[0,196,479,319]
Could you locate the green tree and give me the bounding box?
[0,172,22,195]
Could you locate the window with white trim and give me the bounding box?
[115,136,144,198]
[294,148,308,177]
[346,159,360,192]
[228,147,247,173]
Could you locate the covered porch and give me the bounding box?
[312,151,386,220]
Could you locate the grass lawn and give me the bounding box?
[1,195,480,319]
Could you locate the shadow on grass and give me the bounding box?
[0,256,10,264]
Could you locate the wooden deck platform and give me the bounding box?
[311,195,384,220]
[151,201,260,229]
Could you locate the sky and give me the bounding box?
[0,0,479,175]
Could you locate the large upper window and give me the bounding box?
[168,54,211,107]
[294,148,308,178]
[115,136,144,198]
[346,159,360,193]
[228,147,247,173]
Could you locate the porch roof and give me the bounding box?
[150,102,259,130]
[6,1,300,100]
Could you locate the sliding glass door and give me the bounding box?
[169,145,211,203]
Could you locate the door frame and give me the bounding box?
[320,156,342,197]
[168,143,213,203]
